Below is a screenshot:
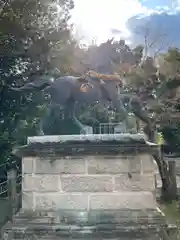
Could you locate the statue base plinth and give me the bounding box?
[2,134,177,239]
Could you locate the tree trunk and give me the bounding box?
[153,150,177,202]
[148,128,177,201]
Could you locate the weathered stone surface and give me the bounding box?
[35,193,88,210]
[22,192,34,209]
[22,157,34,173]
[18,134,158,214]
[128,155,141,173]
[21,191,157,211]
[27,133,147,144]
[61,175,113,192]
[23,174,60,192]
[35,157,86,174]
[1,207,170,240]
[115,174,155,191]
[89,192,156,210]
[141,154,155,173]
[88,156,129,174]
[14,133,158,158]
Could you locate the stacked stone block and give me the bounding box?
[22,153,157,211]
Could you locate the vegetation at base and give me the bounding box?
[161,201,180,238]
[163,201,180,221]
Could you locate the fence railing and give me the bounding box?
[0,168,21,229]
[0,181,8,197]
[94,120,139,134]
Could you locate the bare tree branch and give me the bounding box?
[134,23,171,61]
[0,0,10,17]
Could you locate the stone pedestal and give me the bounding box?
[1,134,177,239]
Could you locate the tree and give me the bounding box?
[0,0,75,163]
[156,48,180,151]
[133,23,172,60]
[114,42,180,200]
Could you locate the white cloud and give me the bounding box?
[71,0,155,44]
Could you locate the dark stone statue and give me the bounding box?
[10,70,152,136]
[10,39,153,135]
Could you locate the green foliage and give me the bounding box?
[2,3,180,163]
[162,201,180,237]
[159,49,180,147]
[165,48,180,63]
[0,0,75,163]
[126,46,180,149]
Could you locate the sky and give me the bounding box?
[71,0,180,46]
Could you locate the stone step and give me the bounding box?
[1,209,167,240]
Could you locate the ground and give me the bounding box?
[161,201,180,239]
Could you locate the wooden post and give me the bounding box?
[7,168,17,222]
[168,160,177,200]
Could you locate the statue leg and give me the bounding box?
[37,104,58,136]
[73,104,87,134]
[130,97,154,140]
[37,117,46,136]
[65,101,87,134]
[114,98,130,131]
[116,99,129,122]
[37,120,45,136]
